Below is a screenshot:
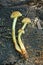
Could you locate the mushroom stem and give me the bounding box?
[12,18,21,53]
[18,29,28,58]
[18,18,31,59]
[22,23,27,30]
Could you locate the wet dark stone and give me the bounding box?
[36,7,43,20]
[0,0,30,6]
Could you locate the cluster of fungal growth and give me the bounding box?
[11,11,31,59]
[18,18,31,58]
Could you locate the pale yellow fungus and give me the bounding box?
[11,11,22,53]
[18,18,31,59]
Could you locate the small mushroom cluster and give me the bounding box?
[11,11,31,59]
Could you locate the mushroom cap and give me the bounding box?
[22,18,31,24]
[18,29,25,34]
[11,11,22,18]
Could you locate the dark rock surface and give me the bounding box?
[0,0,30,6]
[0,0,43,65]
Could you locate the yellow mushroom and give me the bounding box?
[22,18,31,30]
[11,11,22,53]
[18,18,31,59]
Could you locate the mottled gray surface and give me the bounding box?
[0,0,30,6]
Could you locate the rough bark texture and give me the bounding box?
[0,0,43,65]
